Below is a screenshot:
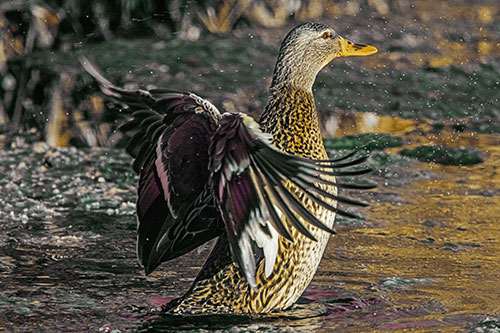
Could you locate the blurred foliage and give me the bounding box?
[399,145,484,166]
[0,0,353,146]
[324,133,403,151]
[0,0,499,148]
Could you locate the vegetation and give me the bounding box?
[324,134,403,151]
[399,146,484,166]
[1,0,499,147]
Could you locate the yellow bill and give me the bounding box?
[338,36,378,57]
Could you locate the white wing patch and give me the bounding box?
[263,222,279,278]
[238,205,280,289]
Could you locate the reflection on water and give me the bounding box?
[1,111,499,331]
[320,109,500,330]
[322,109,427,138]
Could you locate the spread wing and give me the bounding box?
[81,58,224,274]
[131,102,223,274]
[82,57,374,286]
[210,113,375,288]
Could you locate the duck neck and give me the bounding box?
[259,84,326,159]
[269,43,320,92]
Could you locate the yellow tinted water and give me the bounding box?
[315,111,500,330]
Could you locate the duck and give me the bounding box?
[81,22,377,315]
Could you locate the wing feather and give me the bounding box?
[82,57,375,285]
[210,113,374,287]
[82,57,224,274]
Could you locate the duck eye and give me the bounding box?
[322,32,331,39]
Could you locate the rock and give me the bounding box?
[33,141,49,153]
[5,182,17,190]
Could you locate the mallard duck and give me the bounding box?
[82,22,377,314]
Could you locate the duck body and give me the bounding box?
[170,87,335,314]
[82,22,377,315]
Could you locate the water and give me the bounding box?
[1,112,499,331]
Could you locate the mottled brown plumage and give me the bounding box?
[166,23,377,314]
[82,22,377,315]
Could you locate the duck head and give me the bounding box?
[271,22,377,92]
